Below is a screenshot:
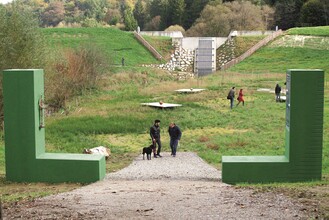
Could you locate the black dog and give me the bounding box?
[142,145,154,160]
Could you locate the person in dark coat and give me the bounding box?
[275,84,281,102]
[150,119,162,158]
[227,87,235,109]
[168,122,182,157]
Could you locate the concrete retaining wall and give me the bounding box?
[178,37,227,50]
[140,31,183,38]
[229,30,276,37]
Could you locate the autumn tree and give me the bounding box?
[144,15,161,30]
[63,0,84,23]
[186,3,230,36]
[104,8,121,25]
[186,1,267,37]
[262,4,275,29]
[41,1,65,27]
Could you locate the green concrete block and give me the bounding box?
[3,69,106,183]
[37,154,106,183]
[222,69,324,184]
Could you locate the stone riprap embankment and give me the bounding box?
[143,43,195,80]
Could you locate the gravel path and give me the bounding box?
[3,152,315,219]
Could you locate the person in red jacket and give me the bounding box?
[236,89,245,106]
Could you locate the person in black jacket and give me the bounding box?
[150,119,162,158]
[227,87,235,109]
[168,122,182,157]
[275,84,281,102]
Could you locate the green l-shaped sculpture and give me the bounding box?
[3,69,106,183]
[222,69,324,184]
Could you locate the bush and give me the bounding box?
[46,45,108,109]
[164,25,186,36]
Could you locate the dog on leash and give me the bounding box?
[142,145,154,160]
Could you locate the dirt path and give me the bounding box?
[3,152,317,219]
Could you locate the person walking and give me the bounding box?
[227,87,235,109]
[236,89,245,106]
[150,119,162,158]
[275,84,281,102]
[168,122,182,157]
[121,57,125,66]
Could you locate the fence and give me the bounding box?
[220,30,284,71]
[133,31,163,60]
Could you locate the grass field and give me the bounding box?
[42,27,162,68]
[287,26,329,36]
[0,26,329,217]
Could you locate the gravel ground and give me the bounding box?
[3,152,317,219]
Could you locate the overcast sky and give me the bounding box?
[0,0,13,4]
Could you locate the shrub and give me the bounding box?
[165,25,186,36]
[46,45,108,109]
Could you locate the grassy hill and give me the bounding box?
[42,27,169,67]
[1,27,329,217]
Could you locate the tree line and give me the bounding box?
[0,0,328,35]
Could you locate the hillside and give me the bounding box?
[42,27,164,67]
[228,37,329,74]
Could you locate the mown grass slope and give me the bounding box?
[42,27,162,67]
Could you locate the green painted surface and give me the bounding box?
[222,69,324,184]
[3,69,105,183]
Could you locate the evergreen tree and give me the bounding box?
[300,0,327,26]
[183,0,210,29]
[274,0,299,30]
[83,0,108,21]
[169,0,185,25]
[124,6,138,31]
[148,0,163,18]
[133,0,145,29]
[159,0,171,30]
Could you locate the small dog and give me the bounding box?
[142,145,154,160]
